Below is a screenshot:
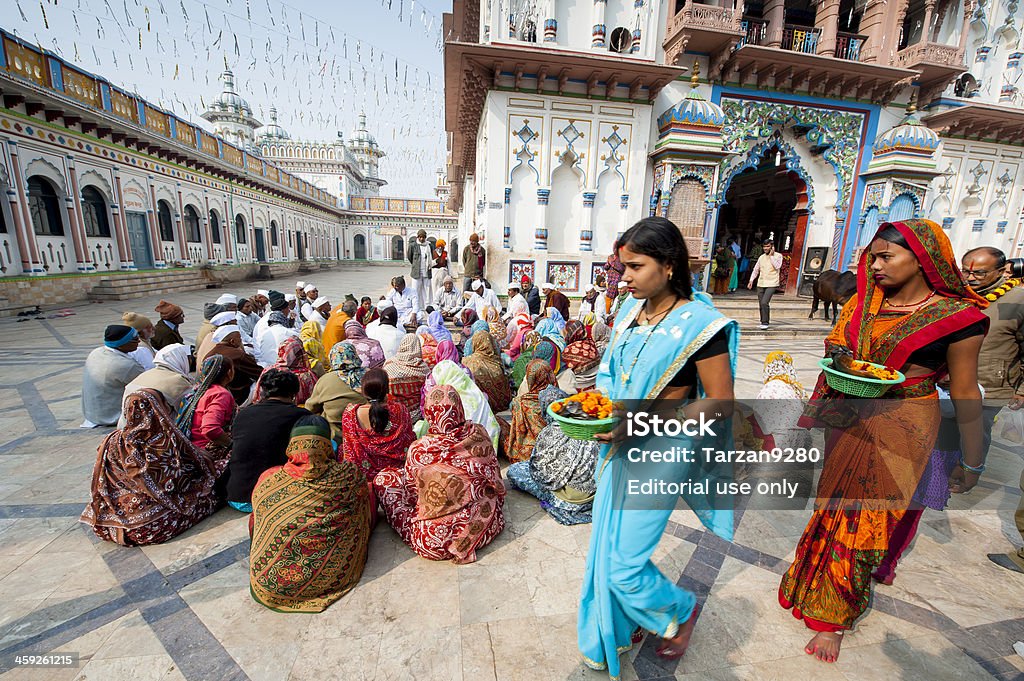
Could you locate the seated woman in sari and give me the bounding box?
[373,386,505,564]
[383,334,430,420]
[516,338,576,396]
[505,359,557,463]
[461,319,490,356]
[463,330,512,413]
[563,320,602,391]
[511,331,541,388]
[506,386,599,525]
[426,310,453,345]
[343,319,385,369]
[341,368,416,482]
[254,337,318,407]
[120,343,194,428]
[416,325,440,368]
[300,320,329,377]
[81,389,226,546]
[780,219,988,663]
[506,312,534,361]
[418,358,500,449]
[306,342,368,445]
[177,354,236,461]
[249,415,373,613]
[483,306,507,349]
[458,307,478,346]
[579,218,739,676]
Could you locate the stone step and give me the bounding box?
[93,270,210,286]
[88,280,213,301]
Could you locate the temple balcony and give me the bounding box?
[663,1,745,65]
[894,41,966,91]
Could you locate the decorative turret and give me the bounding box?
[865,95,942,178]
[348,112,387,195]
[651,61,727,160]
[201,71,262,150]
[256,107,291,143]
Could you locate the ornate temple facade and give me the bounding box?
[0,32,454,285]
[444,0,1024,296]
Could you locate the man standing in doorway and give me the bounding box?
[462,233,486,291]
[748,239,783,330]
[408,229,433,311]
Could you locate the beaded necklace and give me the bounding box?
[616,296,678,386]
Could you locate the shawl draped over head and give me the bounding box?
[154,343,192,377]
[80,389,224,546]
[562,319,600,373]
[249,418,373,612]
[532,338,562,374]
[418,360,500,449]
[534,317,566,351]
[460,308,479,339]
[506,359,558,463]
[383,334,430,418]
[545,307,567,334]
[254,337,318,405]
[371,385,505,564]
[462,320,491,355]
[426,310,452,344]
[462,330,512,414]
[511,331,542,387]
[341,400,416,482]
[344,319,385,369]
[329,341,366,389]
[433,339,463,367]
[483,306,506,342]
[176,354,224,440]
[300,320,329,375]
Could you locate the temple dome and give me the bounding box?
[258,107,291,141]
[873,114,940,154]
[208,71,254,118]
[657,89,726,131]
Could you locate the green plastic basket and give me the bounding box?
[547,403,618,440]
[818,358,905,398]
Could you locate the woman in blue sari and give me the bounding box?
[579,217,738,679]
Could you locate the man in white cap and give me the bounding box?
[464,279,501,318]
[285,294,299,323]
[503,281,528,321]
[578,283,605,322]
[196,310,240,363]
[408,228,433,311]
[294,281,307,304]
[433,275,463,320]
[215,293,238,311]
[309,296,331,329]
[301,284,319,322]
[541,282,570,320]
[253,290,270,317]
[610,280,630,318]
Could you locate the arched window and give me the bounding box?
[888,194,917,222]
[81,186,111,238]
[157,200,175,242]
[270,220,279,246]
[609,27,632,53]
[235,214,247,244]
[28,176,64,236]
[209,210,221,244]
[183,205,202,242]
[858,206,881,248]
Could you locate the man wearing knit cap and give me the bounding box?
[541,282,570,321]
[195,302,227,352]
[309,296,331,329]
[215,293,238,311]
[82,325,144,427]
[521,274,541,316]
[301,284,319,322]
[408,228,433,311]
[121,312,157,370]
[433,275,462,320]
[152,301,185,350]
[254,290,298,367]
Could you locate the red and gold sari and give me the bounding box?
[780,219,987,631]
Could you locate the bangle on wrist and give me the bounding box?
[959,458,985,474]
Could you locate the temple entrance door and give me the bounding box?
[713,147,806,292]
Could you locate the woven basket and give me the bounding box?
[547,403,618,440]
[818,358,905,398]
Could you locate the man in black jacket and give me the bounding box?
[521,274,541,316]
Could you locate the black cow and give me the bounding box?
[809,270,856,322]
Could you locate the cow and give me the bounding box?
[809,269,856,322]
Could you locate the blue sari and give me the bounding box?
[577,293,738,680]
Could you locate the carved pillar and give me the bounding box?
[222,198,235,264]
[111,170,134,270]
[581,190,596,252]
[146,176,166,267]
[503,186,512,248]
[815,0,841,57]
[202,191,215,261]
[536,188,550,250]
[592,0,608,48]
[63,157,91,271]
[764,0,787,48]
[921,0,936,42]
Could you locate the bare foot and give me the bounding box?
[656,607,698,660]
[805,631,843,663]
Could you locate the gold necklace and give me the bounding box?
[882,289,935,309]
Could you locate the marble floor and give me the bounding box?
[0,265,1021,681]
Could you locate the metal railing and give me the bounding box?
[834,32,866,61]
[738,17,768,48]
[781,25,821,54]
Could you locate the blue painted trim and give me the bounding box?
[0,38,7,69]
[47,57,64,91]
[137,102,147,125]
[168,118,178,139]
[100,83,112,111]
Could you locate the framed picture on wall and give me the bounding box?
[546,261,580,292]
[509,260,535,285]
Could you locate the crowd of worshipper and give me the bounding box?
[79,272,624,612]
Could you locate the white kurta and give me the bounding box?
[366,322,405,360]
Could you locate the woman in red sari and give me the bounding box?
[781,219,988,662]
[341,368,416,482]
[373,385,505,564]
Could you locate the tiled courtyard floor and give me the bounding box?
[0,265,1021,681]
